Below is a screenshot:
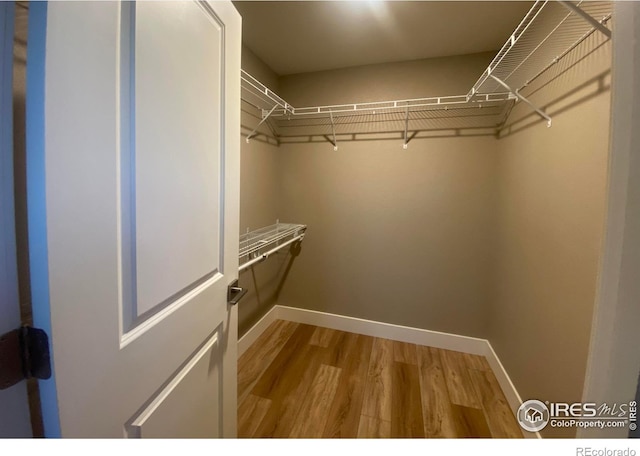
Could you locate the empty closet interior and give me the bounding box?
[234,0,613,438]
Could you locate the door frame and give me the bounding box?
[0,0,32,438]
[578,1,640,438]
[25,1,61,438]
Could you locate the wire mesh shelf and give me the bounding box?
[469,0,612,97]
[240,0,612,143]
[239,223,307,271]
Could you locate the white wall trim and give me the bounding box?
[276,305,488,354]
[239,304,538,437]
[237,305,279,357]
[482,342,539,439]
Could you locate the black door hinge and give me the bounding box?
[0,326,51,390]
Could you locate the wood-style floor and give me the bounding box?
[238,320,523,438]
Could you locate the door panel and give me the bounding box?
[127,329,221,438]
[28,1,240,437]
[133,1,223,318]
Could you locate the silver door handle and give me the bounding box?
[227,280,247,305]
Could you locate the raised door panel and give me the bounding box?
[130,1,224,321]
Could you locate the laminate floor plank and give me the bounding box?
[289,364,342,438]
[451,404,492,438]
[469,368,523,438]
[391,361,425,438]
[417,346,458,438]
[393,340,418,365]
[357,416,391,438]
[250,323,316,399]
[309,326,337,348]
[361,337,393,422]
[238,320,298,404]
[324,330,359,368]
[238,394,271,438]
[463,353,492,372]
[439,349,481,409]
[323,334,374,438]
[252,342,327,438]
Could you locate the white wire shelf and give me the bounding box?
[469,0,612,97]
[240,0,612,144]
[241,70,293,115]
[239,222,307,272]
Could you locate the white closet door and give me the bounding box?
[28,1,241,437]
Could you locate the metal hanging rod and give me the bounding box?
[239,222,306,272]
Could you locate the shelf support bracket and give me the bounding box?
[264,118,280,146]
[329,111,338,151]
[490,75,552,128]
[246,104,278,143]
[403,106,410,149]
[558,1,611,39]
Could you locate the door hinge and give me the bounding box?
[0,326,51,390]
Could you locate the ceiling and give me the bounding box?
[233,1,534,76]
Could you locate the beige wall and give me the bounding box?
[242,44,279,91]
[238,47,283,336]
[279,52,494,105]
[274,53,498,337]
[277,136,498,337]
[490,34,611,437]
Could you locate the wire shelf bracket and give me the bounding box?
[246,104,278,143]
[329,111,338,151]
[403,106,410,149]
[490,75,552,128]
[558,1,611,38]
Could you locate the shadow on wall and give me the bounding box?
[237,241,303,337]
[499,32,611,137]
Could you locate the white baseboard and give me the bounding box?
[237,305,279,357]
[276,305,489,355]
[482,342,540,439]
[239,304,538,438]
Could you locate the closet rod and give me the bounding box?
[239,233,305,272]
